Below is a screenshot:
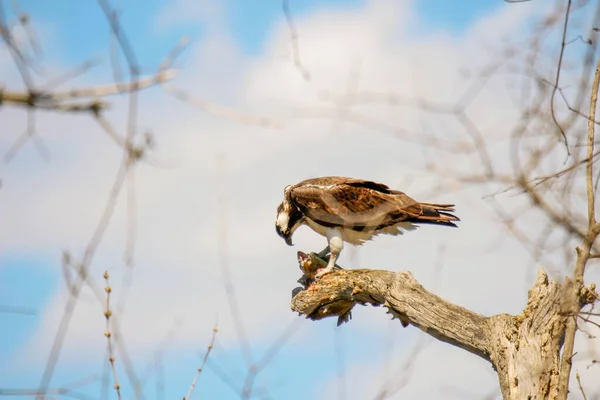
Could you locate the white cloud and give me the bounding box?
[3,0,599,398]
[318,337,499,400]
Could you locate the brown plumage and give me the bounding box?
[283,177,458,235]
[275,176,460,276]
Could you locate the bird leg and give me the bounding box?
[317,245,331,258]
[315,228,343,279]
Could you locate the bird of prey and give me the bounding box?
[275,176,459,277]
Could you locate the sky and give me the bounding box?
[1,1,599,399]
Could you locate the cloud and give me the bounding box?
[317,337,499,400]
[3,0,599,398]
[0,0,503,357]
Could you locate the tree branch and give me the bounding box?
[0,70,174,112]
[557,50,600,400]
[291,267,490,359]
[290,253,598,400]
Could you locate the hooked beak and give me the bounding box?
[276,225,294,246]
[284,234,293,246]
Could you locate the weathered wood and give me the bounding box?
[290,253,598,400]
[487,270,572,399]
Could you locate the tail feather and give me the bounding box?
[411,202,460,227]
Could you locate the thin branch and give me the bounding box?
[0,0,34,89]
[254,318,300,370]
[0,70,174,111]
[110,318,145,399]
[101,347,110,400]
[587,60,599,227]
[124,164,137,267]
[518,175,587,240]
[97,0,138,72]
[216,154,253,368]
[549,0,572,153]
[576,371,588,400]
[139,317,183,389]
[578,314,600,330]
[108,7,124,88]
[36,154,129,396]
[373,336,430,400]
[0,375,98,400]
[8,0,42,61]
[3,107,50,163]
[157,35,190,73]
[241,318,300,399]
[184,322,218,400]
[162,83,283,129]
[282,0,310,80]
[557,52,600,400]
[38,59,100,92]
[205,357,242,395]
[103,271,122,400]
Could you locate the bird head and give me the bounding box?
[275,201,302,246]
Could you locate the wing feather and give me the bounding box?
[289,180,422,230]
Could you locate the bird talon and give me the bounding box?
[315,267,335,279]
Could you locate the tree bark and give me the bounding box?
[290,253,598,400]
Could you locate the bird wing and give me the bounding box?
[290,179,422,230]
[294,176,393,193]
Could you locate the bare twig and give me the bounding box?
[373,337,431,400]
[576,371,588,400]
[8,0,42,61]
[37,156,129,396]
[157,35,190,73]
[549,0,573,152]
[103,271,122,400]
[282,0,310,80]
[578,313,600,330]
[587,59,600,227]
[205,356,243,395]
[139,318,183,389]
[162,84,283,129]
[240,318,300,399]
[184,322,218,400]
[38,59,100,92]
[0,0,34,89]
[557,51,600,400]
[157,35,282,128]
[0,375,98,399]
[0,70,174,112]
[124,163,137,267]
[216,154,253,367]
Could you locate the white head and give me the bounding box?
[275,200,304,246]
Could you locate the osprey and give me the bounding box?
[275,176,459,277]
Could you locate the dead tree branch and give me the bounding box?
[291,254,598,400]
[557,48,600,400]
[0,70,174,112]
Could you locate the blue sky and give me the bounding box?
[6,0,504,72]
[2,1,584,400]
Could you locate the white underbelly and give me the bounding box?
[304,219,417,245]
